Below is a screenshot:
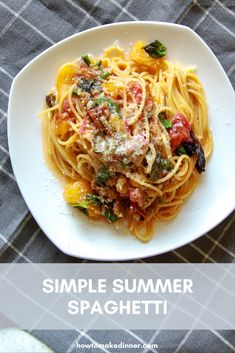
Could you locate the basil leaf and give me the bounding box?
[158,112,172,128]
[184,131,205,173]
[149,154,173,180]
[94,97,120,114]
[195,143,205,173]
[178,131,205,173]
[96,60,102,69]
[73,194,102,214]
[86,194,102,205]
[73,201,89,214]
[82,54,91,66]
[176,146,186,155]
[143,40,167,58]
[103,207,118,223]
[101,71,109,80]
[96,165,111,186]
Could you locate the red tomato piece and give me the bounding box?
[129,202,146,218]
[79,116,89,134]
[62,97,77,120]
[168,113,192,151]
[129,188,145,208]
[131,83,142,104]
[77,64,98,79]
[145,98,153,112]
[87,106,104,130]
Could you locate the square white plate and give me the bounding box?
[8,22,235,261]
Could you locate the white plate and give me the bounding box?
[8,22,235,261]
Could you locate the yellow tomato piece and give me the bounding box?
[56,63,78,97]
[109,114,125,132]
[101,58,109,68]
[102,81,120,97]
[64,179,92,204]
[88,205,102,219]
[103,81,115,92]
[104,46,125,59]
[64,180,102,219]
[103,81,125,98]
[130,41,161,73]
[55,121,70,136]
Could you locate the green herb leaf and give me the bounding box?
[143,40,167,58]
[73,194,102,213]
[94,97,120,114]
[96,60,102,69]
[73,201,89,214]
[177,146,186,155]
[158,112,172,128]
[86,194,102,206]
[101,71,109,80]
[95,165,111,186]
[149,153,173,180]
[82,54,91,66]
[103,207,118,223]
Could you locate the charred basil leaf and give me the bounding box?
[149,153,173,180]
[82,54,91,66]
[191,132,205,173]
[183,141,196,156]
[158,112,172,128]
[195,147,205,173]
[78,79,95,92]
[143,40,167,58]
[96,165,111,186]
[183,131,205,173]
[46,93,56,108]
[103,207,118,223]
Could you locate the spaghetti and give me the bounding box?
[41,40,213,242]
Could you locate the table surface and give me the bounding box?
[0,0,234,352]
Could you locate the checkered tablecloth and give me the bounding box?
[0,0,235,352]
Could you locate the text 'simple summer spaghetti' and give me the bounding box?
[41,39,213,241]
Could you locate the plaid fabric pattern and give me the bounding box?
[0,0,234,352]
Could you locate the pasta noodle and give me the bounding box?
[41,40,213,242]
